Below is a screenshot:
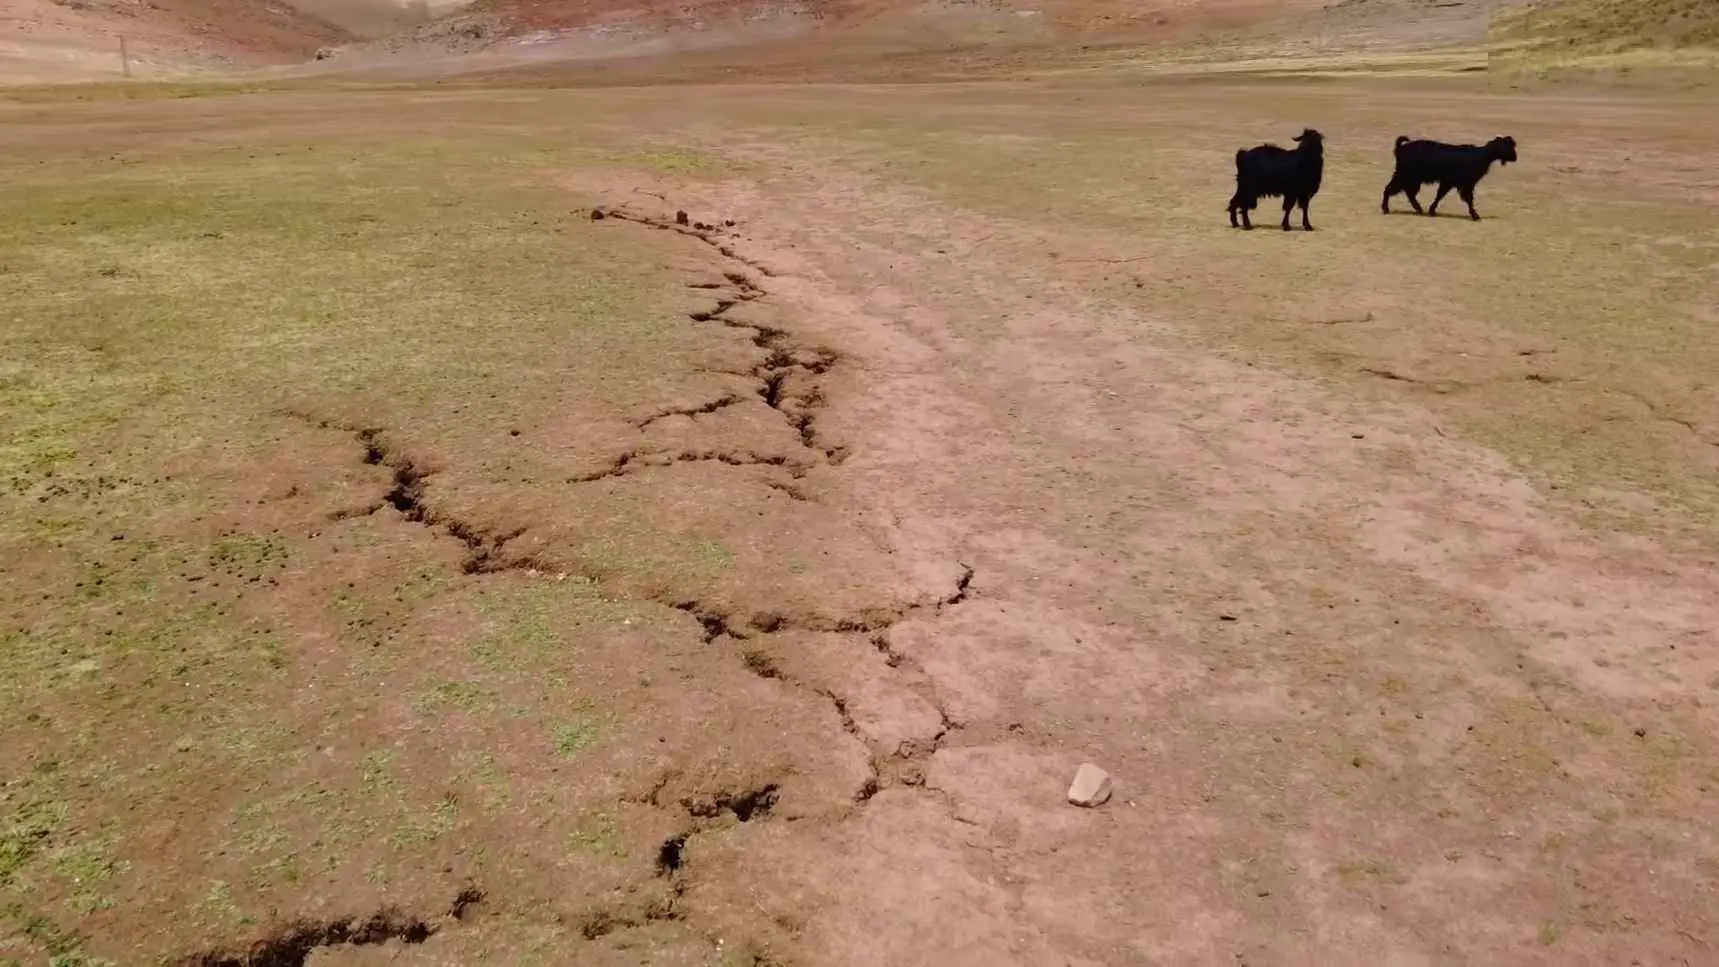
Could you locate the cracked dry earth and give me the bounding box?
[213,177,1717,964]
[492,172,1719,967]
[10,88,1719,967]
[187,202,987,967]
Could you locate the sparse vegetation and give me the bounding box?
[1,765,66,891]
[1496,0,1719,57]
[0,115,730,960]
[51,838,119,915]
[804,92,1719,525]
[552,720,602,757]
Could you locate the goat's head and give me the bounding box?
[1488,135,1518,165]
[1293,128,1326,151]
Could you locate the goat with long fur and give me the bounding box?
[1228,128,1325,232]
[1382,135,1518,220]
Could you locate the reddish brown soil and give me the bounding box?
[573,87,1719,964]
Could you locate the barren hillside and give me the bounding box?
[0,0,475,82]
[1496,0,1719,54]
[463,0,1332,39]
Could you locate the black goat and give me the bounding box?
[1228,128,1325,231]
[1382,135,1518,220]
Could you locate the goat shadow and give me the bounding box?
[1382,210,1509,221]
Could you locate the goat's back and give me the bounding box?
[1239,143,1293,163]
[1395,139,1486,165]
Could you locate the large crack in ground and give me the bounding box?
[286,416,538,576]
[267,205,974,964]
[178,888,482,967]
[575,208,981,958]
[670,560,975,811]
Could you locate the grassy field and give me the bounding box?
[673,78,1719,528]
[3,57,1719,965]
[0,99,770,964]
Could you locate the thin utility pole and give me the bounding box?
[119,36,131,79]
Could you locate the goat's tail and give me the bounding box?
[1234,148,1247,169]
[1393,135,1412,151]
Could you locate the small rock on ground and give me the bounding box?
[1067,762,1112,807]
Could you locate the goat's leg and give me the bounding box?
[1403,185,1425,214]
[1429,183,1453,217]
[1381,178,1401,214]
[1281,196,1296,231]
[1233,195,1253,230]
[1298,196,1314,231]
[1459,185,1481,221]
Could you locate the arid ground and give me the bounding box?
[4,15,1719,967]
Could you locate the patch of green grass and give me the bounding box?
[236,825,287,855]
[0,79,308,105]
[1,764,67,891]
[397,569,448,602]
[514,611,559,656]
[463,753,513,810]
[695,539,737,574]
[248,853,302,888]
[255,637,289,673]
[361,751,397,792]
[414,680,493,715]
[471,642,509,672]
[552,720,602,758]
[432,795,458,837]
[567,812,628,860]
[1633,732,1701,801]
[388,795,459,851]
[200,880,243,924]
[51,838,118,915]
[2,906,111,965]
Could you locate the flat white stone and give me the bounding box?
[1067,762,1113,807]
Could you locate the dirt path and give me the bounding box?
[573,125,1719,964]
